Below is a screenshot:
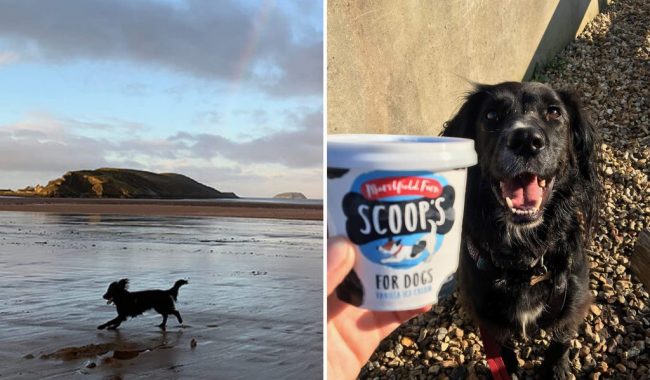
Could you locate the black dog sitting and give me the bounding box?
[442,82,598,378]
[97,278,188,330]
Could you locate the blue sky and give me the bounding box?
[0,0,323,198]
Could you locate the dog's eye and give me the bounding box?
[547,106,562,120]
[485,110,499,121]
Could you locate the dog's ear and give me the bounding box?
[558,90,599,183]
[117,278,129,290]
[558,90,600,231]
[441,86,489,139]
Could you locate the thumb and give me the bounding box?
[327,237,356,296]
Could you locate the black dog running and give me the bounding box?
[97,278,188,330]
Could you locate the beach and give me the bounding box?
[0,212,323,379]
[0,197,323,221]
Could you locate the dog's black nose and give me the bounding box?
[507,126,546,156]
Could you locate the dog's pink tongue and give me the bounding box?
[502,175,542,208]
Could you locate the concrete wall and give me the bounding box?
[327,0,606,135]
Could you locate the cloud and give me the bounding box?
[193,111,223,126]
[0,51,19,65]
[154,163,321,198]
[0,110,323,197]
[10,128,47,140]
[0,128,111,173]
[0,0,322,96]
[175,109,323,168]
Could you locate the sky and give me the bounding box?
[0,0,323,199]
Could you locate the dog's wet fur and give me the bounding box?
[442,82,599,378]
[97,279,188,330]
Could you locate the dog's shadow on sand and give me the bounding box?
[103,327,185,356]
[39,327,185,367]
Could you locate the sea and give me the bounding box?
[0,211,323,379]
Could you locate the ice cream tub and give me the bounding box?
[328,134,477,310]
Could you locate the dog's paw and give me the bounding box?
[97,325,106,330]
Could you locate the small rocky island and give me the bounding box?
[273,192,308,200]
[0,168,237,199]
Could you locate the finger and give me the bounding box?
[326,292,350,322]
[394,305,432,323]
[366,305,433,340]
[327,237,356,295]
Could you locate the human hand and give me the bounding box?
[327,237,432,380]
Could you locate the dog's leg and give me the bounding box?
[539,338,571,380]
[500,344,519,375]
[172,310,183,324]
[107,316,126,330]
[158,314,168,330]
[98,316,124,330]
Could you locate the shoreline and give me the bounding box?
[0,197,323,220]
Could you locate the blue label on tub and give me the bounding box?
[343,171,455,269]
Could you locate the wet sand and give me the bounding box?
[0,212,322,379]
[0,197,323,221]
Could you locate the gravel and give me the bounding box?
[359,0,649,378]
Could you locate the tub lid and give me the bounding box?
[328,134,477,171]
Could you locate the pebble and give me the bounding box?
[590,304,602,316]
[417,328,428,342]
[400,336,414,347]
[441,360,456,368]
[627,347,641,358]
[437,327,448,341]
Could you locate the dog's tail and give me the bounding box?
[168,279,188,301]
